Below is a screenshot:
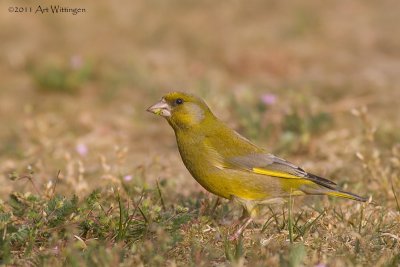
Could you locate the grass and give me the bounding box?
[1,134,399,266]
[1,0,400,266]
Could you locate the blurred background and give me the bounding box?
[1,0,399,202]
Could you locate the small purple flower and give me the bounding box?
[315,264,327,267]
[261,93,277,105]
[123,175,133,182]
[70,55,83,69]
[76,143,88,156]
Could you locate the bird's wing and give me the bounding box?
[204,134,366,202]
[224,153,337,188]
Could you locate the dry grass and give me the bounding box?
[1,0,400,266]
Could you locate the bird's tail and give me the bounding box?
[325,189,367,202]
[301,172,368,202]
[299,185,368,202]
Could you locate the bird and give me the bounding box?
[147,92,368,240]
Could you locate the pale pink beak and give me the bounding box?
[146,99,171,117]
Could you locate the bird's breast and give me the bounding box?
[175,133,230,197]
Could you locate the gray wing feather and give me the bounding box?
[226,153,337,187]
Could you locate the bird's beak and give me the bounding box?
[146,99,171,117]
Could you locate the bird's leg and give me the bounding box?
[239,206,250,220]
[229,203,257,241]
[229,217,253,241]
[228,198,257,240]
[231,206,249,228]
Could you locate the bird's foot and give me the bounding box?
[228,217,253,241]
[228,232,241,241]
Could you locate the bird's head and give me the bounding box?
[147,92,215,131]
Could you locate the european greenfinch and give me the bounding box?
[147,92,367,239]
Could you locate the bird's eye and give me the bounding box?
[175,98,183,105]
